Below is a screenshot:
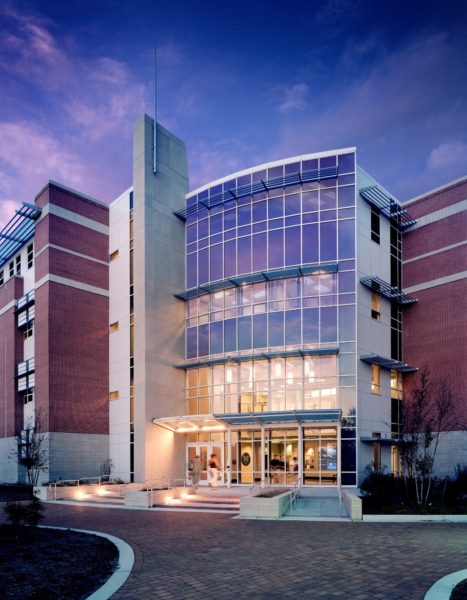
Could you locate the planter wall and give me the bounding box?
[240,490,292,519]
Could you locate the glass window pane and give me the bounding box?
[338,186,355,207]
[187,253,197,288]
[253,313,268,349]
[224,240,236,278]
[238,204,251,226]
[338,153,355,173]
[302,224,318,264]
[269,311,284,347]
[198,218,208,239]
[210,321,223,354]
[198,323,209,357]
[187,327,197,359]
[237,236,251,275]
[224,208,236,230]
[268,196,284,219]
[339,305,356,341]
[198,248,209,285]
[338,271,355,294]
[302,191,319,212]
[224,318,236,352]
[338,219,355,259]
[238,316,252,350]
[210,244,223,281]
[268,229,284,268]
[253,233,267,272]
[320,306,337,343]
[320,188,336,210]
[320,221,337,262]
[285,227,301,266]
[285,194,301,215]
[210,214,222,235]
[253,200,267,223]
[285,310,301,345]
[303,308,319,343]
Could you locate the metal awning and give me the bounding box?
[360,276,417,305]
[0,203,42,269]
[360,354,418,373]
[152,415,226,433]
[359,185,416,230]
[175,347,339,370]
[360,436,400,446]
[175,263,338,301]
[214,409,342,426]
[176,166,338,221]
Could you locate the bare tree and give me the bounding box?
[13,416,48,487]
[399,370,456,506]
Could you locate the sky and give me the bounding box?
[0,0,467,223]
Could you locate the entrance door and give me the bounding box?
[187,444,224,486]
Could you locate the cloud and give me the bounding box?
[278,83,310,113]
[427,141,467,169]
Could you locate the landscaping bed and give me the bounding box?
[0,525,118,600]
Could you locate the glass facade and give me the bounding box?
[183,152,357,486]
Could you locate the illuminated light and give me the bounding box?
[274,362,282,377]
[96,488,107,496]
[200,425,225,431]
[176,427,198,433]
[180,492,188,499]
[76,490,86,500]
[226,368,233,383]
[166,496,173,504]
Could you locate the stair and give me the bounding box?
[154,492,241,513]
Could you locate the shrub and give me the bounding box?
[3,497,45,527]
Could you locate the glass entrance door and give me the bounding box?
[303,427,337,486]
[187,444,224,486]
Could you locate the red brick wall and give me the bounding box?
[0,278,24,437]
[403,179,467,430]
[405,178,467,218]
[35,282,108,434]
[33,183,109,435]
[35,183,109,226]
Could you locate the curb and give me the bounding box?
[41,526,134,599]
[424,570,467,600]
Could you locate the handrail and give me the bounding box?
[49,476,108,500]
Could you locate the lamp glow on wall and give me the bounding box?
[226,368,233,384]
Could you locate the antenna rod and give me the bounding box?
[153,42,157,173]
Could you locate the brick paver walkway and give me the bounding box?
[22,504,467,599]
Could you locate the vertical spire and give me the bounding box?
[153,42,157,173]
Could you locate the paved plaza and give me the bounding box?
[17,503,467,599]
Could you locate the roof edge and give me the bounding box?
[403,174,467,206]
[34,180,109,209]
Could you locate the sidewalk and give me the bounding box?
[13,502,467,599]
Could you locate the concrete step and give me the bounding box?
[159,501,239,511]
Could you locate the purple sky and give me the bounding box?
[1,0,467,224]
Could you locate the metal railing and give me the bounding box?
[49,476,109,500]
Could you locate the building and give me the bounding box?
[402,176,467,475]
[108,114,423,487]
[0,182,109,484]
[1,112,464,488]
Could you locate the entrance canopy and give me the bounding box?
[152,409,341,432]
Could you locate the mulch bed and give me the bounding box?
[0,525,119,599]
[451,579,467,600]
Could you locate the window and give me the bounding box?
[371,206,380,244]
[371,291,381,320]
[0,270,3,286]
[372,433,381,470]
[109,391,119,400]
[110,249,119,261]
[23,390,34,405]
[27,244,34,269]
[109,322,119,333]
[371,364,381,394]
[24,323,34,339]
[15,255,21,275]
[9,261,14,277]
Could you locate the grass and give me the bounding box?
[0,525,119,600]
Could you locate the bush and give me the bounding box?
[3,497,45,527]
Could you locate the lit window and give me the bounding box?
[390,369,402,399]
[371,364,381,394]
[109,322,119,333]
[27,244,34,269]
[371,291,381,320]
[9,261,14,277]
[15,255,21,275]
[110,249,119,261]
[109,391,119,400]
[371,206,380,244]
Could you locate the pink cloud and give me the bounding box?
[427,141,467,169]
